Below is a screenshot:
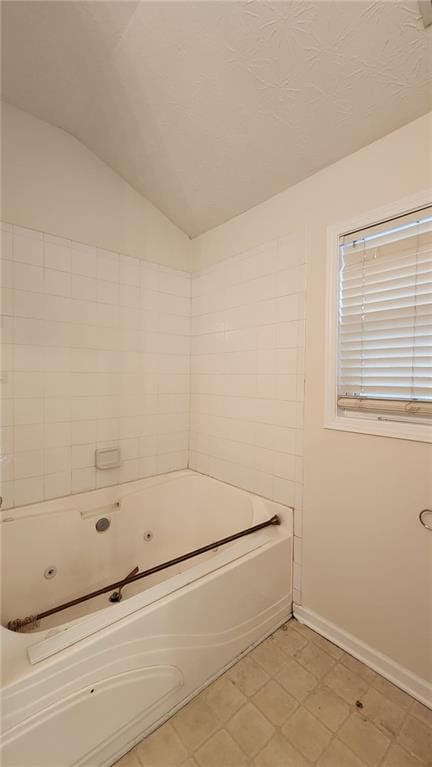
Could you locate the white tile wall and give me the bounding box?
[1,222,305,600]
[189,232,306,601]
[0,223,191,508]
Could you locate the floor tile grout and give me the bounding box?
[115,619,432,767]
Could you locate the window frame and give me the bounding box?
[325,190,432,444]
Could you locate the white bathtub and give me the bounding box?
[0,470,293,766]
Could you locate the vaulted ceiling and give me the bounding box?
[2,1,431,236]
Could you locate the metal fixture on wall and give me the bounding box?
[419,0,432,27]
[419,509,432,530]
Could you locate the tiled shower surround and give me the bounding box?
[0,223,190,509]
[189,233,306,599]
[0,225,305,597]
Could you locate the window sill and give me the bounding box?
[325,414,432,444]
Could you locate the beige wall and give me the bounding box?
[193,113,432,684]
[1,102,191,271]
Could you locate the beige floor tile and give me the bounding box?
[340,653,377,683]
[295,641,336,679]
[410,699,432,728]
[254,732,309,767]
[227,702,274,757]
[289,620,316,640]
[252,679,298,726]
[372,677,413,710]
[282,706,332,762]
[323,663,369,705]
[278,658,318,701]
[113,749,142,767]
[310,632,345,660]
[203,675,246,723]
[397,714,432,765]
[361,687,406,737]
[195,729,248,767]
[317,738,366,767]
[272,624,309,656]
[171,697,219,751]
[381,744,424,767]
[283,618,296,629]
[339,713,390,767]
[136,721,189,767]
[228,654,270,697]
[112,624,426,767]
[250,636,291,677]
[304,683,350,731]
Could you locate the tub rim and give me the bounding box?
[1,471,292,665]
[24,526,285,665]
[1,470,271,635]
[1,469,266,522]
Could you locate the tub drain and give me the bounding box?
[44,566,57,579]
[143,530,153,542]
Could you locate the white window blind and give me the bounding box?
[337,206,432,418]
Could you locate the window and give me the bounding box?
[326,199,432,442]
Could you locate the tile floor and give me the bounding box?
[114,619,432,767]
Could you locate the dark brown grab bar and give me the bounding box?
[8,514,281,631]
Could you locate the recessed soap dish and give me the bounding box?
[95,447,122,470]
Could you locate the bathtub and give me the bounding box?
[0,469,293,766]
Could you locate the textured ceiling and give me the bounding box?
[2,1,431,237]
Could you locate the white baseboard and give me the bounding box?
[294,605,432,710]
